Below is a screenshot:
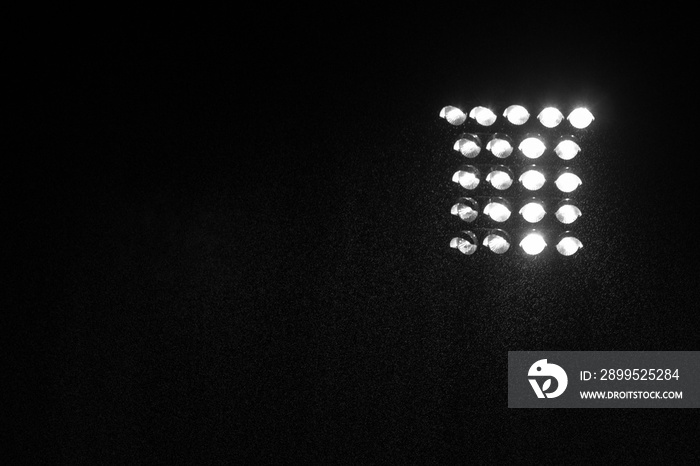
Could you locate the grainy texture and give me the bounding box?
[10,10,700,464]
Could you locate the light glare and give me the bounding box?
[440,106,466,126]
[503,105,530,125]
[520,233,547,255]
[484,200,511,222]
[519,137,546,159]
[486,137,513,158]
[452,167,480,190]
[469,106,497,126]
[519,202,546,223]
[555,172,582,193]
[555,204,581,224]
[554,139,581,160]
[483,231,510,254]
[519,169,546,191]
[537,107,564,128]
[568,108,594,129]
[486,169,513,190]
[556,236,583,256]
[453,136,481,158]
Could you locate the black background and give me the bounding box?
[10,8,700,463]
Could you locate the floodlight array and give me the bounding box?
[442,104,591,257]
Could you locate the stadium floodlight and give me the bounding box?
[567,108,594,129]
[440,106,466,126]
[486,166,514,190]
[452,166,481,190]
[555,233,583,256]
[503,105,530,125]
[482,229,511,254]
[519,199,546,223]
[469,106,497,126]
[520,231,547,255]
[454,134,482,158]
[451,197,479,222]
[537,107,564,128]
[450,231,478,255]
[554,169,582,193]
[519,166,546,191]
[443,103,588,258]
[519,136,546,159]
[554,200,582,224]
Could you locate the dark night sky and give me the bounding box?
[9,10,700,463]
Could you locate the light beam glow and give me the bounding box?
[554,139,581,160]
[567,108,594,129]
[453,134,482,158]
[556,236,583,256]
[519,201,546,223]
[486,167,514,190]
[439,106,466,126]
[520,233,547,255]
[519,168,546,191]
[555,202,581,224]
[483,229,511,254]
[537,107,564,128]
[484,199,511,222]
[486,136,514,158]
[519,137,546,159]
[452,166,481,190]
[555,172,582,193]
[469,106,497,126]
[503,105,530,125]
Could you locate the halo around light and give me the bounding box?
[568,108,594,129]
[520,233,547,255]
[503,105,530,125]
[440,106,466,126]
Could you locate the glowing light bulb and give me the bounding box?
[484,200,511,222]
[519,137,546,159]
[556,236,583,256]
[469,106,497,126]
[520,233,547,255]
[486,137,513,158]
[555,172,582,193]
[450,231,478,255]
[537,107,564,128]
[450,198,479,222]
[439,106,466,126]
[519,202,546,223]
[567,108,594,129]
[482,230,511,254]
[453,135,481,158]
[452,167,480,190]
[503,105,530,125]
[555,203,581,224]
[486,168,513,190]
[519,169,546,191]
[554,139,581,160]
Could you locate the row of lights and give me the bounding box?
[453,166,582,193]
[440,105,595,129]
[452,197,581,224]
[455,134,580,160]
[450,230,583,256]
